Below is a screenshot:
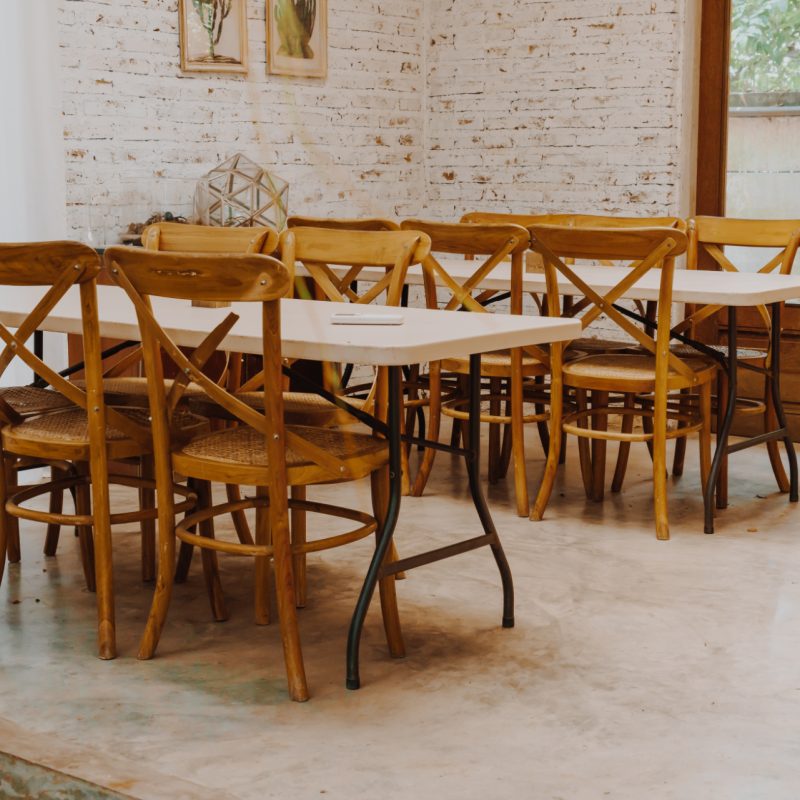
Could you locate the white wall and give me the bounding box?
[58,0,426,241]
[0,1,68,384]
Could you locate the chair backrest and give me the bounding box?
[0,242,149,445]
[141,222,279,255]
[106,247,354,474]
[462,211,685,231]
[400,218,529,313]
[680,215,800,337]
[287,216,399,231]
[529,225,693,378]
[280,226,430,307]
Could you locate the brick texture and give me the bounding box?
[59,0,425,239]
[425,0,695,220]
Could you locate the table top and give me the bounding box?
[315,257,800,306]
[1,285,581,366]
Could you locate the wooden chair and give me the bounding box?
[287,216,399,231]
[105,246,407,702]
[671,216,800,501]
[0,242,199,659]
[399,219,544,516]
[528,225,717,540]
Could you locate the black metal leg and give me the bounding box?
[770,302,799,502]
[467,354,514,627]
[346,366,403,690]
[705,307,738,534]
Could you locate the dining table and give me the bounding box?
[312,258,800,533]
[0,284,581,689]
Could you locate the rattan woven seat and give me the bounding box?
[563,352,717,392]
[442,349,547,378]
[0,386,73,416]
[567,335,638,354]
[188,390,368,426]
[174,424,387,485]
[75,377,205,404]
[2,406,207,461]
[670,343,766,361]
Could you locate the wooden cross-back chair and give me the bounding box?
[528,225,717,541]
[105,246,405,702]
[399,219,542,516]
[0,241,199,660]
[461,211,686,336]
[670,216,800,500]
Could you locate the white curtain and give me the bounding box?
[0,1,68,384]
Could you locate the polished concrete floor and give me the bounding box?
[1,432,799,799]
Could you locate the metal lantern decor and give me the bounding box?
[194,153,289,229]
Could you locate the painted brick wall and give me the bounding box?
[425,0,697,220]
[59,0,425,240]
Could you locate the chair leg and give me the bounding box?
[139,454,156,583]
[0,456,10,587]
[488,377,501,484]
[699,381,712,495]
[590,390,609,502]
[196,480,228,622]
[269,494,309,702]
[254,486,272,626]
[533,374,550,455]
[74,468,96,593]
[575,388,594,498]
[672,388,689,477]
[411,362,441,497]
[138,473,179,661]
[43,464,69,557]
[174,541,194,584]
[85,458,116,660]
[531,356,563,521]
[511,353,529,517]
[764,370,790,493]
[5,460,20,564]
[611,393,635,493]
[653,388,670,541]
[498,392,513,479]
[716,371,729,509]
[290,484,307,608]
[226,483,255,545]
[370,466,405,658]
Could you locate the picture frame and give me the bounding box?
[266,0,328,79]
[179,0,249,74]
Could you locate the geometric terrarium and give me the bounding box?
[194,153,289,229]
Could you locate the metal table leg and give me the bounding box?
[346,365,403,690]
[346,354,515,689]
[704,303,799,534]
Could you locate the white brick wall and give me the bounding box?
[58,0,697,236]
[59,0,425,240]
[424,0,697,220]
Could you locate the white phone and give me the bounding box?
[330,312,404,326]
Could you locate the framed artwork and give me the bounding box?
[179,0,249,74]
[267,0,328,79]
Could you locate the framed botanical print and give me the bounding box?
[179,0,249,74]
[267,0,328,79]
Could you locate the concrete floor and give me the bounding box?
[1,432,799,799]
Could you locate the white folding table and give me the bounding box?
[310,260,800,532]
[1,285,581,689]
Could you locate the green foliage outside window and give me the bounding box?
[730,0,800,94]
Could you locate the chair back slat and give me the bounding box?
[104,248,291,303]
[682,216,800,343]
[287,216,399,232]
[529,225,695,380]
[142,222,278,255]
